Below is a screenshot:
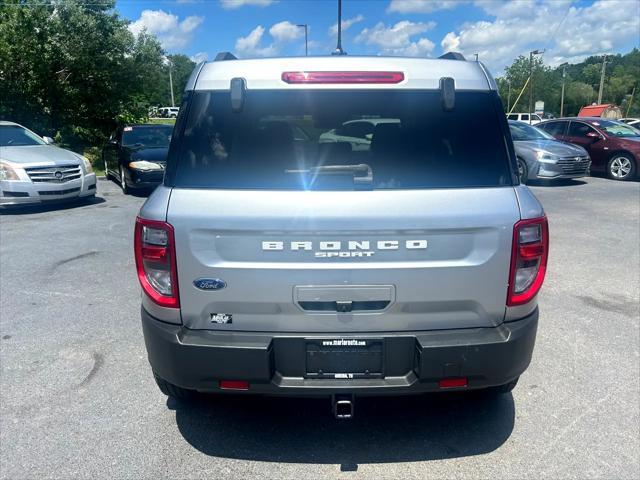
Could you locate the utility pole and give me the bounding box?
[297,24,308,56]
[597,55,607,105]
[332,0,346,55]
[559,62,568,117]
[529,49,544,124]
[507,79,512,112]
[168,62,175,108]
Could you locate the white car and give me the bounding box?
[619,118,640,129]
[506,113,543,125]
[0,121,97,206]
[319,118,400,150]
[159,107,180,118]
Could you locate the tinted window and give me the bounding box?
[123,125,173,147]
[568,122,595,137]
[0,125,45,147]
[520,114,529,121]
[336,121,374,139]
[507,114,518,120]
[170,90,512,190]
[541,121,566,136]
[590,120,639,138]
[509,122,553,141]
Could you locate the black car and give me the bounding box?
[103,124,173,194]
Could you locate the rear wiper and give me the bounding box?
[285,163,373,187]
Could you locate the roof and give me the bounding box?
[187,56,496,92]
[577,104,616,117]
[0,121,20,126]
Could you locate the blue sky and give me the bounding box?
[120,0,640,75]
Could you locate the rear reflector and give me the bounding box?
[439,378,468,388]
[281,71,404,84]
[219,380,250,391]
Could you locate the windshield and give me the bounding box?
[0,125,46,147]
[592,120,639,138]
[509,121,554,141]
[122,125,173,147]
[170,90,512,190]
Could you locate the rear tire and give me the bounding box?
[153,372,195,400]
[486,376,519,395]
[607,154,636,181]
[517,158,529,184]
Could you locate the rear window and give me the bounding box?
[169,90,512,190]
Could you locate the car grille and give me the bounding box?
[38,187,81,196]
[25,164,82,183]
[557,156,590,175]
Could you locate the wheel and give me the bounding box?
[517,158,529,184]
[486,376,519,395]
[120,165,129,194]
[607,154,636,181]
[153,372,194,400]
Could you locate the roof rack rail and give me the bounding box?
[439,52,466,61]
[214,52,237,62]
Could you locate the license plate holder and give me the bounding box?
[305,338,384,379]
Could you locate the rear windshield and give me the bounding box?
[170,90,512,190]
[123,125,173,148]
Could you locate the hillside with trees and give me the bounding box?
[496,49,639,117]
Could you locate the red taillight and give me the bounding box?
[507,216,549,306]
[439,378,468,388]
[134,217,180,308]
[219,380,250,391]
[281,71,405,84]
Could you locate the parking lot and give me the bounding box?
[0,176,638,479]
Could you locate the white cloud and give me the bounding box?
[329,14,364,36]
[440,0,640,73]
[269,21,303,43]
[220,0,274,9]
[129,10,204,50]
[355,20,436,56]
[387,0,464,14]
[190,52,209,63]
[235,20,305,57]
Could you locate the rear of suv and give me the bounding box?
[136,53,548,414]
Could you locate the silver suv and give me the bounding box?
[136,53,548,417]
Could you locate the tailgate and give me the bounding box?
[168,188,519,332]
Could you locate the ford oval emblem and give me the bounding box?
[193,278,227,291]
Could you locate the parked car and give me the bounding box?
[103,124,173,194]
[509,120,590,183]
[0,121,96,206]
[538,117,639,180]
[506,113,543,124]
[319,118,400,150]
[619,118,640,129]
[158,107,179,118]
[136,52,547,417]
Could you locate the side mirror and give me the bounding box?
[108,138,118,145]
[586,131,600,140]
[365,133,373,141]
[42,136,54,145]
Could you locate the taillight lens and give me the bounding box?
[507,216,549,306]
[281,71,405,84]
[134,217,180,308]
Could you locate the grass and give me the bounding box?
[148,118,176,125]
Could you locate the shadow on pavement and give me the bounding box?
[0,196,106,216]
[172,391,515,465]
[527,178,587,187]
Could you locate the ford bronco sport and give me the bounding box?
[135,52,548,417]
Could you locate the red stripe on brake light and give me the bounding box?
[134,217,180,309]
[281,71,404,84]
[507,216,549,306]
[439,378,468,388]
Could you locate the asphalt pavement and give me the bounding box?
[1,176,638,479]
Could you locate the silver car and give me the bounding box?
[136,53,548,417]
[509,120,590,183]
[0,121,97,206]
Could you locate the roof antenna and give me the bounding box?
[331,0,347,55]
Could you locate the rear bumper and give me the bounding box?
[142,308,538,396]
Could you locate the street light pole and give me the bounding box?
[168,62,175,108]
[332,0,346,55]
[296,24,308,56]
[529,49,544,124]
[507,79,511,112]
[559,62,568,117]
